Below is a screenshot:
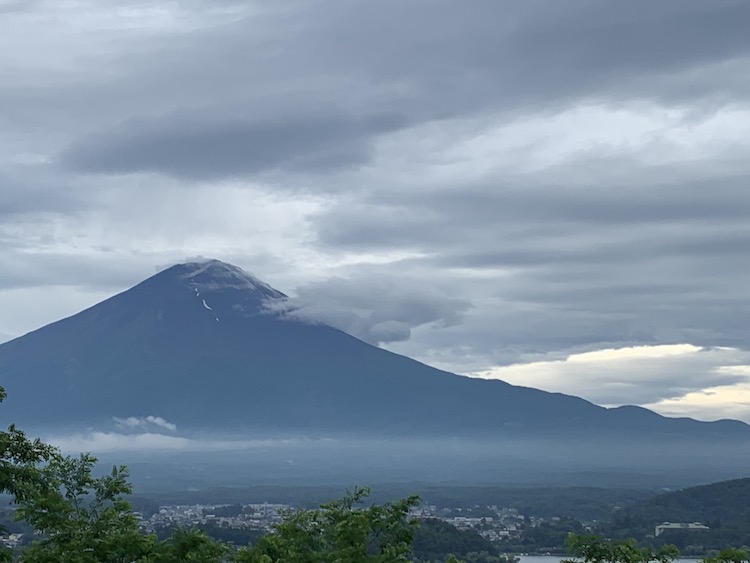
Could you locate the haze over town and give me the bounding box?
[2,0,750,424]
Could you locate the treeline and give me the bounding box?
[497,516,585,554]
[147,517,506,562]
[413,519,508,562]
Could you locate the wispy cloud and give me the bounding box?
[113,415,177,432]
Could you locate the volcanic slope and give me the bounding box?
[0,260,747,444]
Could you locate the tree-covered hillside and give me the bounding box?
[412,519,503,562]
[623,478,750,525]
[602,478,750,554]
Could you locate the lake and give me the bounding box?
[519,557,701,563]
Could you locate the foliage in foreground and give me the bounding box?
[563,534,679,563]
[412,519,503,562]
[1,385,430,561]
[565,533,750,563]
[233,487,419,562]
[3,451,418,561]
[702,548,750,563]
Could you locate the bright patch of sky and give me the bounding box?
[471,344,750,422]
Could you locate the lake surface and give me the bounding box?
[519,557,701,563]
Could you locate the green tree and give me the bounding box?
[1,387,56,562]
[11,451,233,562]
[235,486,420,562]
[1,386,230,562]
[0,387,54,501]
[150,528,228,562]
[15,453,156,562]
[703,548,749,563]
[563,534,679,563]
[1,385,453,562]
[412,518,501,562]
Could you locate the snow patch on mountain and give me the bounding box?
[201,298,220,321]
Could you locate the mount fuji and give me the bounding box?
[1,260,748,486]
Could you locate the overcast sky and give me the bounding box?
[2,0,750,423]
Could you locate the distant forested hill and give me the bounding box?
[604,477,750,554]
[622,478,750,525]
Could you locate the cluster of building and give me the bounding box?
[0,533,23,549]
[3,501,710,555]
[138,502,291,534]
[409,504,528,543]
[138,500,537,546]
[655,522,710,537]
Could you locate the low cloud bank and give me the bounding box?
[47,432,332,455]
[470,344,750,423]
[49,432,190,453]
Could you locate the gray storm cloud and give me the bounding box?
[276,274,472,345]
[1,0,750,420]
[61,111,407,180]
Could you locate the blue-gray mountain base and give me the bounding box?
[1,260,748,489]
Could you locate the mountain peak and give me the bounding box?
[165,259,287,300]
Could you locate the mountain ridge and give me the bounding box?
[1,259,746,442]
